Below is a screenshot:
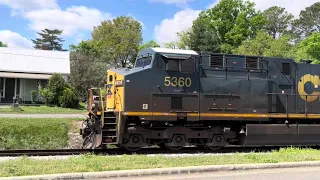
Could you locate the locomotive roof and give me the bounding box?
[150,47,199,55]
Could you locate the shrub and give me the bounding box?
[31,90,37,104]
[38,85,54,105]
[59,87,80,108]
[47,73,68,105]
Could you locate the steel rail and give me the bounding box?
[0,145,317,157]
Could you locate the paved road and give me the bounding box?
[105,167,320,180]
[0,114,86,118]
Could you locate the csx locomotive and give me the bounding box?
[81,47,320,151]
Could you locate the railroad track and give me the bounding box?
[1,145,315,157]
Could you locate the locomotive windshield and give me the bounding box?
[135,55,153,68]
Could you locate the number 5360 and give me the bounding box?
[164,76,192,87]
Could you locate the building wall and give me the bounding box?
[19,78,48,103]
[0,47,70,75]
[0,47,70,104]
[0,78,15,103]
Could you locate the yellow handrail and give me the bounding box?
[87,87,105,128]
[99,88,105,128]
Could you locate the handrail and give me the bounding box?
[266,93,320,117]
[99,88,105,128]
[87,87,105,128]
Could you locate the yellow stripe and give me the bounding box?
[122,112,320,119]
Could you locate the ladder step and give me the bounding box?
[104,123,116,125]
[103,136,117,138]
[103,129,117,131]
[104,117,116,119]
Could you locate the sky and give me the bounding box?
[0,0,319,50]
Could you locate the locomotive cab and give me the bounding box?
[81,48,204,150]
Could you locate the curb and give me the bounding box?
[2,161,320,180]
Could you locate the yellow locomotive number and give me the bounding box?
[164,76,192,87]
[171,77,178,86]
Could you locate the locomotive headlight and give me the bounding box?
[115,80,124,87]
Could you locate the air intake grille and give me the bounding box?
[246,57,259,69]
[210,54,224,67]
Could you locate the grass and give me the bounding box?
[0,147,320,177]
[0,105,86,114]
[0,118,83,150]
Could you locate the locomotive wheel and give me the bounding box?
[164,135,185,151]
[122,135,143,152]
[124,146,142,152]
[206,145,223,151]
[206,135,225,151]
[165,144,184,151]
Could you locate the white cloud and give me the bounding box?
[250,0,319,17]
[154,8,200,45]
[24,6,113,36]
[208,0,319,17]
[0,30,33,48]
[0,0,58,11]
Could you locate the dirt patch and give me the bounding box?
[67,120,84,149]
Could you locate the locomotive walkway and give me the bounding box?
[0,113,86,118]
[2,161,320,180]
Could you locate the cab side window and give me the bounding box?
[181,58,194,73]
[165,58,194,73]
[166,59,180,71]
[157,56,165,70]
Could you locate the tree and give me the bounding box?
[139,40,159,51]
[69,41,108,101]
[186,14,221,52]
[295,32,320,64]
[292,2,320,41]
[234,31,273,56]
[187,0,265,53]
[163,31,191,50]
[264,35,295,58]
[176,30,191,50]
[0,41,7,47]
[31,29,65,51]
[164,42,178,49]
[234,31,295,58]
[91,16,143,68]
[262,6,294,39]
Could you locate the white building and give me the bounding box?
[0,47,70,104]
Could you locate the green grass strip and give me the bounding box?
[0,118,82,150]
[1,147,320,177]
[0,105,86,114]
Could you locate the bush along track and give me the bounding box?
[0,118,83,150]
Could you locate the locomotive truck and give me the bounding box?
[80,47,320,151]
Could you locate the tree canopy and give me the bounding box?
[31,29,65,51]
[0,41,7,47]
[295,32,320,63]
[139,40,160,51]
[262,6,294,39]
[292,2,320,41]
[234,31,294,58]
[186,0,265,53]
[91,16,143,68]
[170,1,320,64]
